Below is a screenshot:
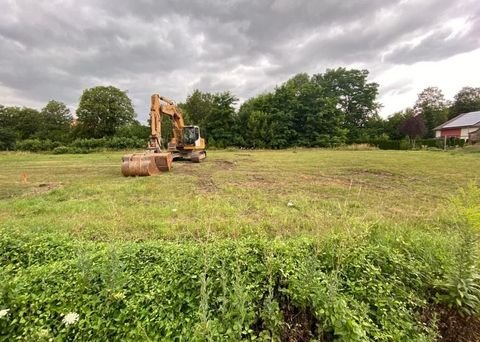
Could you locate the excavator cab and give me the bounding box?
[171,125,206,162]
[182,126,201,146]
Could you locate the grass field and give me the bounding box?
[0,149,478,241]
[1,149,479,341]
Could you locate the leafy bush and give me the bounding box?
[434,183,480,316]
[418,139,440,148]
[70,138,107,150]
[52,146,90,154]
[104,137,145,149]
[16,138,145,153]
[15,139,60,152]
[52,146,71,154]
[0,128,16,150]
[0,229,455,340]
[1,186,478,340]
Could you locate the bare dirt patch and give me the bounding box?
[198,175,218,193]
[213,159,236,169]
[280,303,319,342]
[435,306,480,342]
[348,168,396,178]
[30,182,63,196]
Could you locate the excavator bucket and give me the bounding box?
[121,152,173,177]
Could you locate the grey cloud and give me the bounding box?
[385,16,480,64]
[0,0,479,121]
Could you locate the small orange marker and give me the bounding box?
[20,173,28,184]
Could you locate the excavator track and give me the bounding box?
[121,152,172,177]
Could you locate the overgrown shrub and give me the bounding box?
[434,183,480,316]
[418,139,440,148]
[52,146,90,154]
[15,139,60,152]
[0,128,16,150]
[0,229,457,340]
[15,137,146,153]
[1,186,478,340]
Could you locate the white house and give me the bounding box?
[434,111,480,141]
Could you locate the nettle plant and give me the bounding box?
[435,183,480,316]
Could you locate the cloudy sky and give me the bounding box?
[1,0,479,122]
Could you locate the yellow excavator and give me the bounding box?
[121,94,206,176]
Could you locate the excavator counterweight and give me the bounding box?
[121,94,206,177]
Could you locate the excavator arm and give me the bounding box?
[148,94,185,151]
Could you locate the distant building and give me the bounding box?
[469,128,480,144]
[434,111,480,141]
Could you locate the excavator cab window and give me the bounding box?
[183,127,198,146]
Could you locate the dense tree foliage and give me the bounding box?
[179,69,380,148]
[414,87,449,137]
[1,77,478,151]
[384,109,412,140]
[313,68,380,141]
[237,73,347,147]
[450,87,480,119]
[0,105,41,141]
[38,100,73,142]
[180,91,238,147]
[179,89,213,127]
[115,121,150,140]
[76,86,135,138]
[400,114,426,148]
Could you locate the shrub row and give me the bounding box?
[13,137,146,153]
[1,217,478,341]
[9,137,467,153]
[350,138,467,150]
[417,137,466,148]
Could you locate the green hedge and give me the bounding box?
[15,139,61,152]
[0,227,463,341]
[418,138,466,148]
[351,138,467,150]
[12,137,146,153]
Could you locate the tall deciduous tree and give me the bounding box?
[400,114,426,148]
[237,93,277,148]
[0,106,41,140]
[76,86,135,138]
[204,92,238,148]
[414,87,449,137]
[179,89,213,128]
[313,68,380,141]
[385,109,413,140]
[38,100,73,141]
[237,73,348,148]
[0,105,16,149]
[450,87,480,119]
[276,73,346,146]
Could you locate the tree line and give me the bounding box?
[1,69,479,151]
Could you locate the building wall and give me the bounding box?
[435,126,480,139]
[461,127,479,138]
[440,128,461,137]
[469,129,480,144]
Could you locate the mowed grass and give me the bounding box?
[0,149,478,241]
